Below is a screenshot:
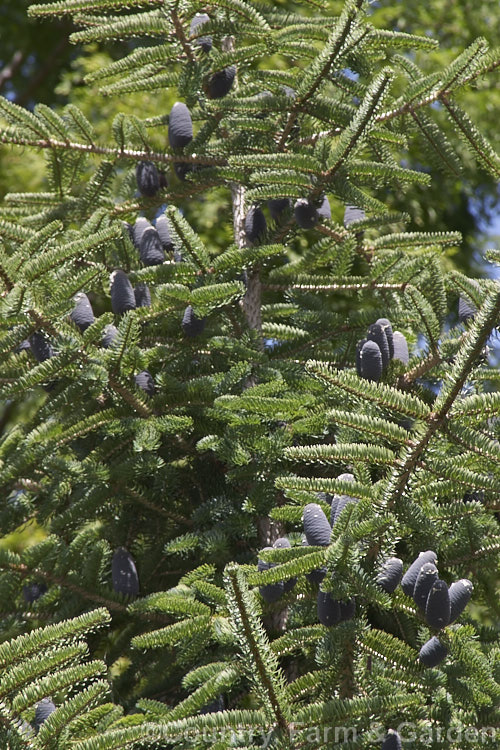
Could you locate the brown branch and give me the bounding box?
[3,561,128,614]
[339,637,356,699]
[120,485,193,525]
[2,561,176,624]
[108,375,152,418]
[316,223,348,243]
[170,7,196,63]
[399,350,441,387]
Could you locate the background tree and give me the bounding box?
[374,0,500,273]
[0,0,499,748]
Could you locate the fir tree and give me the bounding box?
[0,1,499,748]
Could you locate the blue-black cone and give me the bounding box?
[245,205,267,244]
[376,318,394,359]
[259,581,284,603]
[17,339,31,352]
[273,538,290,549]
[317,195,331,220]
[413,562,439,611]
[123,221,134,244]
[200,696,225,714]
[401,550,437,596]
[206,66,236,99]
[330,473,356,526]
[182,305,205,337]
[458,296,477,323]
[303,503,332,547]
[29,332,54,362]
[282,86,296,99]
[189,13,212,53]
[254,90,272,119]
[110,270,136,314]
[294,198,318,229]
[418,636,448,667]
[23,582,47,603]
[132,217,150,249]
[134,282,151,308]
[343,205,365,227]
[360,340,382,382]
[135,370,156,397]
[355,337,367,377]
[101,324,119,348]
[34,699,56,732]
[155,214,175,252]
[268,198,291,222]
[449,579,473,623]
[306,567,327,584]
[339,598,356,621]
[112,547,139,596]
[367,323,390,370]
[317,590,341,626]
[258,547,284,603]
[174,161,193,181]
[302,538,326,584]
[136,161,160,198]
[70,292,95,332]
[317,491,333,505]
[381,729,402,750]
[376,557,403,594]
[273,537,297,593]
[139,227,165,266]
[392,331,409,364]
[168,102,193,149]
[332,495,358,526]
[19,720,34,738]
[424,579,451,629]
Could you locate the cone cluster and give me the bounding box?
[356,318,409,382]
[300,474,358,626]
[376,550,473,667]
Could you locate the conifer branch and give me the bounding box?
[170,5,196,63]
[0,132,225,167]
[400,350,441,386]
[339,636,356,699]
[0,0,499,741]
[224,564,290,735]
[264,281,407,293]
[119,485,193,524]
[440,96,500,178]
[107,375,152,417]
[385,285,500,505]
[1,560,180,624]
[0,560,129,613]
[276,0,362,150]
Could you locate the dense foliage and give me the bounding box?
[0,1,499,748]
